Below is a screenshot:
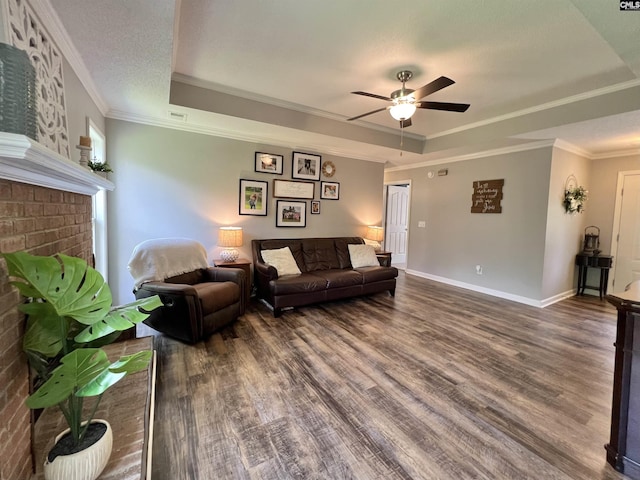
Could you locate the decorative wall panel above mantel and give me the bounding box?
[0,132,113,195]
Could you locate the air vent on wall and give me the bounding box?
[168,111,188,122]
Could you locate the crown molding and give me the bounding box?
[29,0,109,115]
[590,148,640,160]
[428,78,640,140]
[385,139,558,172]
[0,133,113,195]
[107,110,389,164]
[171,73,424,142]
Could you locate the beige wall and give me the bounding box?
[105,119,386,304]
[385,146,553,302]
[541,147,591,299]
[63,59,106,156]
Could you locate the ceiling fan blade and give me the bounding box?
[347,106,389,121]
[351,91,393,101]
[400,118,412,128]
[410,76,455,101]
[416,101,470,112]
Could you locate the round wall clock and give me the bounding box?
[322,161,336,178]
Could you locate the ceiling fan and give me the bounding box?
[347,70,470,128]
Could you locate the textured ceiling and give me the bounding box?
[48,0,640,167]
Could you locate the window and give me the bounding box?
[87,118,108,281]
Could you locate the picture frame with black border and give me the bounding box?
[320,181,340,200]
[255,152,284,175]
[276,200,306,227]
[239,179,268,216]
[292,151,321,181]
[311,200,320,214]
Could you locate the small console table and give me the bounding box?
[575,253,613,299]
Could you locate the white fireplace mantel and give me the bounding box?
[0,132,114,195]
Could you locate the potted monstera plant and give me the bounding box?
[2,251,162,480]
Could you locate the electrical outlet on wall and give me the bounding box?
[476,265,483,275]
[418,221,426,228]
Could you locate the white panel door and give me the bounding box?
[613,174,640,292]
[385,185,410,265]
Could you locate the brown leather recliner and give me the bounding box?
[129,238,245,343]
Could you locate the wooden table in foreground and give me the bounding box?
[31,336,157,480]
[606,283,640,480]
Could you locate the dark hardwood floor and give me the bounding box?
[146,272,629,479]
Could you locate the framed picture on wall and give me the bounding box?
[276,200,306,227]
[292,152,321,181]
[255,152,284,175]
[239,179,268,216]
[311,200,320,214]
[320,181,340,200]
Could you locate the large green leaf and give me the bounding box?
[74,296,163,343]
[26,349,110,409]
[77,350,152,397]
[3,252,112,325]
[22,303,67,357]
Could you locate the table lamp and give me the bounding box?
[366,226,384,252]
[218,226,243,262]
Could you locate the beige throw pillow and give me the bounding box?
[261,247,301,275]
[348,244,380,268]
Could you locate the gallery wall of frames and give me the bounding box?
[243,151,340,228]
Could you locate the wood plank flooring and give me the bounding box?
[147,272,630,479]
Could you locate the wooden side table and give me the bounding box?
[213,258,252,304]
[575,253,613,300]
[376,251,392,267]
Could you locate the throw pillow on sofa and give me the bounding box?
[348,244,380,268]
[261,247,302,275]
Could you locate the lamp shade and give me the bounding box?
[366,226,384,242]
[218,227,243,247]
[389,102,416,121]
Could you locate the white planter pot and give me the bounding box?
[44,419,113,480]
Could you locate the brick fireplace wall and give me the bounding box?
[0,179,93,480]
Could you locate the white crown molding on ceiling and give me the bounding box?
[172,73,425,142]
[29,0,109,115]
[428,78,640,140]
[590,148,640,160]
[385,139,569,172]
[107,109,390,164]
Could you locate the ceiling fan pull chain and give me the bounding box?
[400,125,404,156]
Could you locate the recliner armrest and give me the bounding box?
[202,266,245,285]
[136,281,198,297]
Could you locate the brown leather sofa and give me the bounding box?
[252,237,398,317]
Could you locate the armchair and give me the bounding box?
[128,238,245,343]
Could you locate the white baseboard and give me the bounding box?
[404,269,575,308]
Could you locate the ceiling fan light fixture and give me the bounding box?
[389,101,416,121]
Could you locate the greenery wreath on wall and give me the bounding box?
[564,184,588,214]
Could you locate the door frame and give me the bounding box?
[383,179,412,266]
[610,169,640,292]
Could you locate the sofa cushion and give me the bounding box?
[302,238,340,271]
[259,240,304,270]
[310,269,363,288]
[193,281,240,314]
[269,273,328,295]
[335,237,364,268]
[261,247,302,276]
[348,244,380,268]
[358,265,399,283]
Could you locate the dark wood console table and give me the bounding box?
[605,283,640,479]
[575,253,613,299]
